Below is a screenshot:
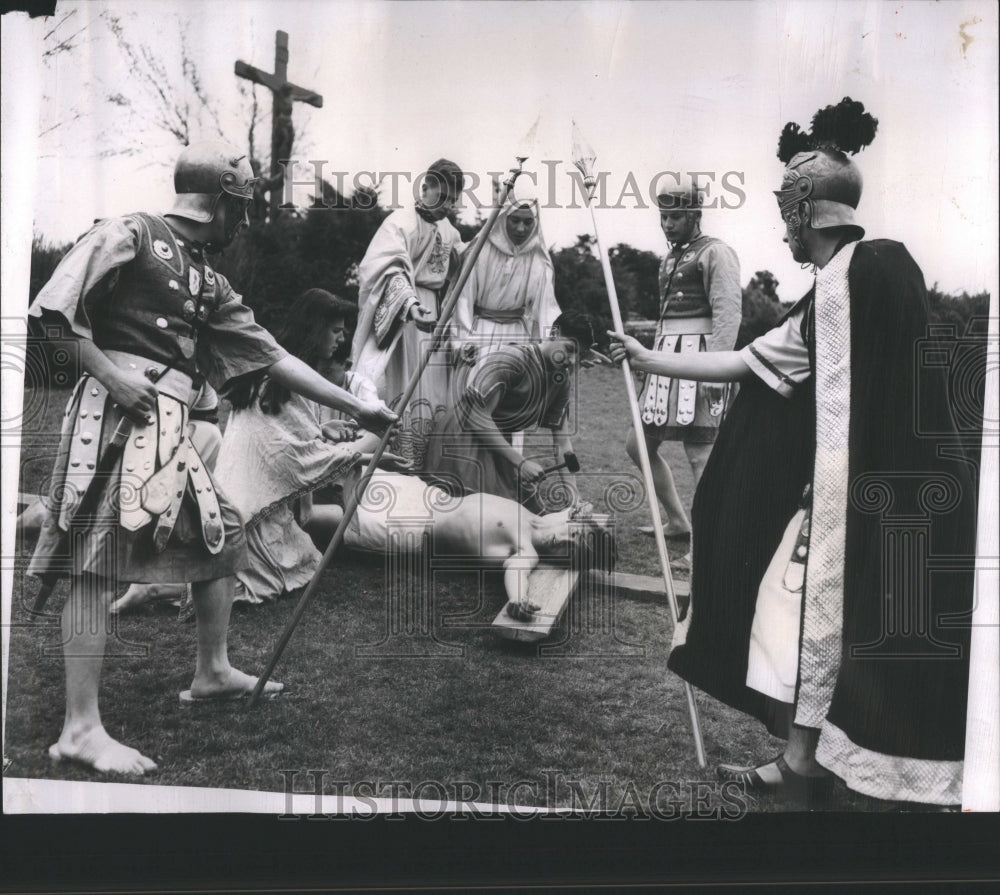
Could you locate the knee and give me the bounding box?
[624,430,641,462]
[685,443,712,469]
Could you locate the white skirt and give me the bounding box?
[745,507,808,704]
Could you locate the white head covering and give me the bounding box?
[490,177,546,257]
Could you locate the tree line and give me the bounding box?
[27,177,990,373]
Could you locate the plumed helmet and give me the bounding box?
[168,141,257,223]
[773,98,878,237]
[656,174,704,213]
[774,148,864,232]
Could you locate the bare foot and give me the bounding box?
[182,667,283,702]
[638,524,691,540]
[110,583,186,614]
[49,727,157,775]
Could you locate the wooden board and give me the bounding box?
[586,571,690,603]
[492,566,580,643]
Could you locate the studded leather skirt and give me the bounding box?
[28,365,248,584]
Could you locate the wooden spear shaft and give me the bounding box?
[575,164,707,768]
[250,160,527,706]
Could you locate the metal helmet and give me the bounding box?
[168,141,257,223]
[656,174,705,213]
[774,148,864,236]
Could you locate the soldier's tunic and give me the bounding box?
[639,234,741,443]
[27,213,287,583]
[424,343,571,512]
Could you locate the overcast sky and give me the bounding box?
[18,0,1000,301]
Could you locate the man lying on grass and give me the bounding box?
[299,471,615,621]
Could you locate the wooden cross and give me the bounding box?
[235,30,323,217]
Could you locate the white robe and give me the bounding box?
[351,207,464,468]
[453,199,561,355]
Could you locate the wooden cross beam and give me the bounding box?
[235,30,323,216]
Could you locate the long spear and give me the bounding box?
[571,122,706,767]
[250,155,528,705]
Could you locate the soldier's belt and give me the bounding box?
[104,350,195,404]
[62,355,224,555]
[639,330,707,427]
[655,316,713,336]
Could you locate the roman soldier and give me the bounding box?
[27,141,394,775]
[610,99,976,806]
[626,175,741,559]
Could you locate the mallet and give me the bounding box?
[539,452,580,477]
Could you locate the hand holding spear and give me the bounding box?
[571,122,706,767]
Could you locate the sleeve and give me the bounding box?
[196,276,288,391]
[373,272,418,347]
[466,350,515,407]
[738,309,811,398]
[453,258,481,337]
[27,217,139,340]
[542,374,571,429]
[348,371,380,405]
[531,262,561,340]
[355,216,421,351]
[701,242,742,352]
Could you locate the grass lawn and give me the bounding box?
[5,365,888,812]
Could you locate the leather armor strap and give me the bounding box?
[188,451,224,554]
[674,335,702,425]
[641,333,679,426]
[58,378,109,531]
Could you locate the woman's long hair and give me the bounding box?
[225,288,357,413]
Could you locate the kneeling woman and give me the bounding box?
[215,289,370,603]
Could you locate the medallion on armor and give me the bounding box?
[153,239,174,261]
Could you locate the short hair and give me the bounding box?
[551,311,599,351]
[425,158,465,198]
[533,509,617,572]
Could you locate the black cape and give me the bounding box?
[669,240,976,766]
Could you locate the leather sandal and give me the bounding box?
[717,754,834,803]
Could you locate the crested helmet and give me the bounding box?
[773,97,878,238]
[774,148,864,233]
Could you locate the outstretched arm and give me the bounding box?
[268,354,397,435]
[463,391,546,484]
[503,546,540,608]
[607,331,750,383]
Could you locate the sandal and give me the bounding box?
[717,754,834,803]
